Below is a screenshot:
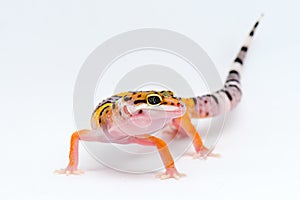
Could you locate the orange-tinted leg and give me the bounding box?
[173,114,219,158]
[132,135,185,179]
[55,129,112,175]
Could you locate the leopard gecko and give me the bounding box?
[55,15,262,179]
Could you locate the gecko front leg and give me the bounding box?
[131,135,186,180]
[173,114,220,159]
[55,129,113,175]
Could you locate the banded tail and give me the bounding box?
[182,15,263,118]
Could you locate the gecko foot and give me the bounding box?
[155,168,186,180]
[54,166,84,176]
[193,146,221,159]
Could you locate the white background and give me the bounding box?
[1,0,299,199]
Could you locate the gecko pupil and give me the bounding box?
[147,96,161,105]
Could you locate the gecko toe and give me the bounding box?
[155,168,186,180]
[193,146,221,159]
[54,168,84,175]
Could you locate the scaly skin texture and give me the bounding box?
[55,16,262,179]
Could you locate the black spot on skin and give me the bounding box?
[94,100,112,114]
[227,84,242,93]
[119,111,122,116]
[137,94,142,98]
[168,91,174,97]
[210,94,219,104]
[220,89,233,101]
[162,102,168,105]
[241,46,248,52]
[123,96,132,101]
[100,106,110,116]
[177,102,180,106]
[112,103,116,109]
[205,112,209,116]
[250,30,254,36]
[234,57,243,65]
[224,91,233,101]
[226,79,240,83]
[192,98,197,105]
[99,119,101,124]
[134,99,147,104]
[132,92,137,94]
[229,70,240,77]
[170,103,174,106]
[204,100,208,104]
[205,94,219,104]
[106,110,109,114]
[138,110,143,114]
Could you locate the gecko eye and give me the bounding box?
[146,94,162,105]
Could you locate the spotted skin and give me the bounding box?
[56,16,262,179]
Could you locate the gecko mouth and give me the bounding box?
[152,105,184,112]
[127,104,186,115]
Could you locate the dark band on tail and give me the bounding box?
[186,15,263,118]
[233,15,263,67]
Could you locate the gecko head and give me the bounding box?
[112,90,186,135]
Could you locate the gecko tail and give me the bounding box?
[222,14,263,107]
[182,15,263,118]
[229,14,263,73]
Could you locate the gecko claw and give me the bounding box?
[155,168,186,180]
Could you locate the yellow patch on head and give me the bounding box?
[92,102,113,126]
